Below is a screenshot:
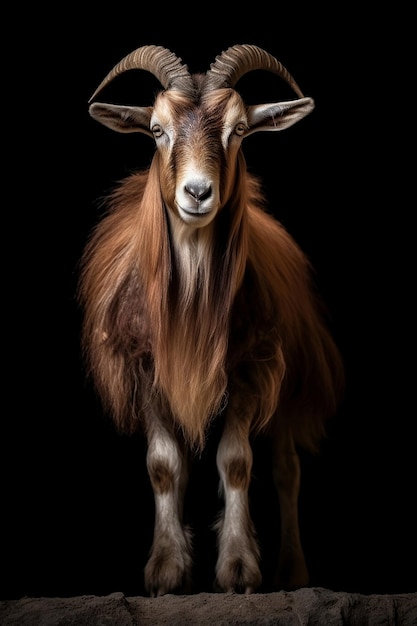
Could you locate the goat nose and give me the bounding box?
[185,180,212,203]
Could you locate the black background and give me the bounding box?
[2,8,415,600]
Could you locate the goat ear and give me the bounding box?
[246,97,315,135]
[89,103,153,136]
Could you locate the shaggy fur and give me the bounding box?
[79,46,344,596]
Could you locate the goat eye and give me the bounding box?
[235,123,247,136]
[152,125,164,138]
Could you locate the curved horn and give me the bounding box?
[205,44,305,98]
[89,45,195,102]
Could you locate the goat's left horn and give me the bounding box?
[206,44,305,98]
[89,45,194,102]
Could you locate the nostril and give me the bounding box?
[185,181,212,202]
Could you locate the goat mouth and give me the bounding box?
[180,207,212,216]
[177,205,216,227]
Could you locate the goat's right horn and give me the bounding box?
[206,44,305,98]
[89,45,195,102]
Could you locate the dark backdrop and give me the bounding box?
[2,8,414,600]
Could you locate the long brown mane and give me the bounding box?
[79,156,343,451]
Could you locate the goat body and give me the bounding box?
[79,45,344,596]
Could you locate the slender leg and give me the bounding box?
[272,421,309,590]
[214,399,262,593]
[143,410,192,596]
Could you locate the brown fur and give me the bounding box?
[78,154,343,450]
[79,58,344,594]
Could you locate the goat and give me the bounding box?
[79,44,344,597]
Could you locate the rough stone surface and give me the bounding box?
[1,588,416,625]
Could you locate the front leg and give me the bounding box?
[144,411,193,596]
[214,398,262,593]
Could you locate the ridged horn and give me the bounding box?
[205,44,305,98]
[89,45,195,102]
